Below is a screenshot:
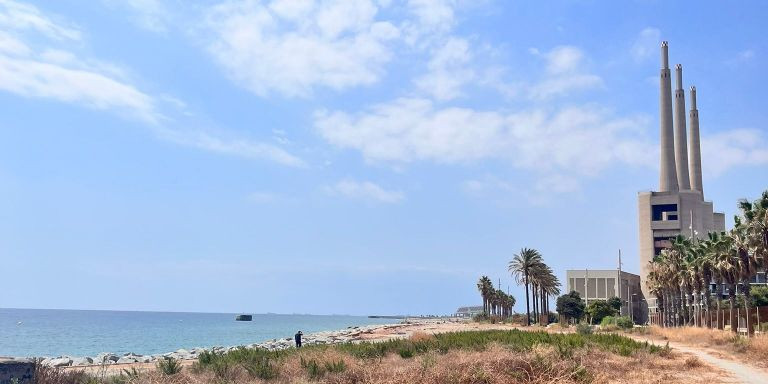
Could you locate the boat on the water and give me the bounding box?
[235,314,252,321]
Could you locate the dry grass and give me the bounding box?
[408,331,436,342]
[38,344,727,384]
[648,326,737,346]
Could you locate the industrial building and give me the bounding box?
[637,42,726,321]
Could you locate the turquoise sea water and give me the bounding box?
[0,308,396,358]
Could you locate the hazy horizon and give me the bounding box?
[1,0,767,315]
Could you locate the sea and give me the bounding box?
[0,308,398,358]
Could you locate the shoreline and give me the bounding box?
[8,317,482,371]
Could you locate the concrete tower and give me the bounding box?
[674,65,691,190]
[638,42,725,324]
[688,86,703,194]
[659,42,678,192]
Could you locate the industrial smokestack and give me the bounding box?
[659,42,678,192]
[674,64,691,190]
[688,86,703,194]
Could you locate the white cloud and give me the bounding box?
[631,27,661,61]
[103,0,172,32]
[0,0,80,40]
[0,55,158,122]
[202,0,400,97]
[545,46,583,74]
[0,2,158,123]
[401,0,455,45]
[701,128,768,177]
[462,173,581,205]
[528,74,602,100]
[414,37,474,101]
[155,127,306,167]
[325,179,404,203]
[315,98,654,177]
[527,46,603,100]
[0,0,304,167]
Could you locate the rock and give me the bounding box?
[116,357,138,364]
[94,353,119,364]
[71,357,93,366]
[47,357,73,367]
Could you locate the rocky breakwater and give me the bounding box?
[41,323,405,368]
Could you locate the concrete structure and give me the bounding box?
[454,306,484,317]
[566,270,643,321]
[658,41,678,192]
[638,42,726,321]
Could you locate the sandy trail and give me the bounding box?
[627,335,768,384]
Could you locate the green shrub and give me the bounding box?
[156,357,182,375]
[576,324,593,335]
[243,357,278,380]
[600,316,616,327]
[398,348,414,358]
[323,359,346,373]
[615,316,634,329]
[300,357,325,380]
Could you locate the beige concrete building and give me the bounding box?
[637,42,726,320]
[566,270,643,321]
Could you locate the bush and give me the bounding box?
[156,357,182,375]
[600,316,616,327]
[576,324,593,335]
[300,357,324,380]
[243,357,278,380]
[324,359,346,373]
[615,316,634,329]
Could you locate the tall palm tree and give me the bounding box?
[509,248,544,326]
[476,276,493,316]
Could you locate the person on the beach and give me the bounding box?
[294,330,303,348]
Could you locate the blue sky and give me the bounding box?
[1,0,766,315]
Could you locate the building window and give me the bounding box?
[652,204,678,221]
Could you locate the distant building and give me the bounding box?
[565,270,643,322]
[638,42,726,322]
[454,306,484,317]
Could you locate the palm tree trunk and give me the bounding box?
[729,283,737,333]
[524,272,531,326]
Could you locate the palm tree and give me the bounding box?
[476,276,493,316]
[509,248,544,326]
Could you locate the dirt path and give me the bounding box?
[629,336,768,384]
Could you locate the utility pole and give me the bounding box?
[585,269,589,307]
[618,249,623,316]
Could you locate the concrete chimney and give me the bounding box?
[688,86,703,194]
[674,64,691,190]
[659,42,678,192]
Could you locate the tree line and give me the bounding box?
[477,248,561,325]
[646,190,768,332]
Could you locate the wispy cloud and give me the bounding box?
[0,0,81,40]
[701,128,768,177]
[527,45,603,100]
[102,0,173,32]
[324,179,404,203]
[631,27,661,61]
[0,0,304,167]
[315,98,653,176]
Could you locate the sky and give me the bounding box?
[1,0,767,316]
